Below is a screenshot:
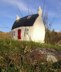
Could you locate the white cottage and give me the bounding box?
[11,7,45,43]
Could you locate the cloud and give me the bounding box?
[2,0,28,12]
[2,0,36,14]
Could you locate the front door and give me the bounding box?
[18,29,21,39]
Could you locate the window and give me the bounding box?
[25,28,29,34]
[13,31,15,36]
[27,16,31,19]
[11,31,15,36]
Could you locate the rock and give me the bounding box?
[24,48,61,64]
[46,54,57,63]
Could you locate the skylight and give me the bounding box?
[27,16,32,19]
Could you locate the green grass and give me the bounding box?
[0,39,61,72]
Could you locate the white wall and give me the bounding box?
[11,26,31,41]
[30,15,45,43]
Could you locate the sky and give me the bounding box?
[0,0,61,32]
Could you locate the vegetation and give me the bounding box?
[0,39,61,72]
[0,32,11,39]
[45,29,61,45]
[43,12,61,45]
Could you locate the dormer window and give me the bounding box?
[27,16,31,19]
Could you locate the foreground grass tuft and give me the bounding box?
[0,39,61,72]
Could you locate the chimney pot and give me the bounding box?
[16,15,20,21]
[38,6,42,16]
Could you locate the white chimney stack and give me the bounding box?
[16,15,20,21]
[38,6,42,16]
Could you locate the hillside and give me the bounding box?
[0,39,61,72]
[0,32,11,39]
[0,31,61,72]
[45,30,61,45]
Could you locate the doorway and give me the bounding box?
[18,29,21,39]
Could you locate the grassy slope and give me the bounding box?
[0,39,61,50]
[0,39,61,72]
[0,32,11,39]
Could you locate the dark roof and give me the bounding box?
[12,14,38,29]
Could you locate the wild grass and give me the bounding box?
[0,39,61,72]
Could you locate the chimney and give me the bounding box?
[38,6,42,16]
[16,15,20,21]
